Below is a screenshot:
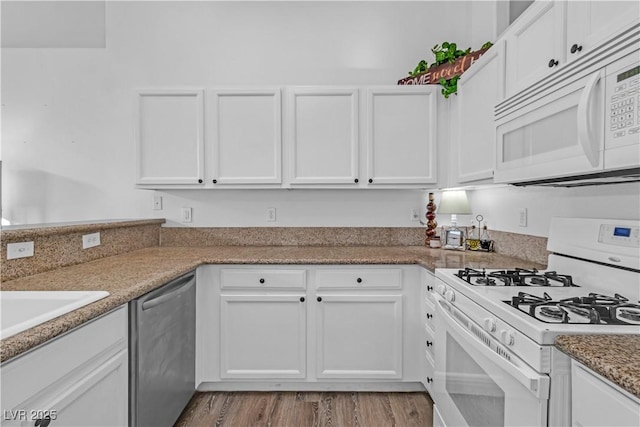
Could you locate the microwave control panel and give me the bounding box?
[606,59,639,142]
[608,66,638,137]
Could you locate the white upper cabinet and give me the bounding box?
[566,1,640,62]
[208,89,282,186]
[453,41,505,185]
[366,87,437,185]
[135,89,205,186]
[504,0,565,98]
[135,85,440,189]
[287,87,359,185]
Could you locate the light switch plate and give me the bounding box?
[518,208,528,227]
[7,241,34,259]
[181,207,192,223]
[82,232,101,249]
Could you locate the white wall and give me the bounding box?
[1,0,473,227]
[3,1,637,234]
[426,183,640,237]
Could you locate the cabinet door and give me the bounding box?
[209,89,282,185]
[5,350,129,427]
[220,294,306,379]
[1,308,128,427]
[455,42,505,184]
[566,1,640,62]
[316,294,403,379]
[572,361,640,427]
[287,87,359,185]
[504,1,565,97]
[366,87,437,185]
[135,89,205,185]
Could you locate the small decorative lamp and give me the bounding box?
[438,190,472,250]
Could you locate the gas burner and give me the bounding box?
[558,303,602,324]
[476,277,497,286]
[456,268,486,283]
[540,306,563,320]
[618,307,640,323]
[506,292,640,325]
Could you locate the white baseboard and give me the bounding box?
[196,381,427,392]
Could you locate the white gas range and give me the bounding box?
[431,218,640,427]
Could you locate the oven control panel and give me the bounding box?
[598,224,640,248]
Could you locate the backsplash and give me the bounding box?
[160,227,426,247]
[1,222,548,282]
[160,227,549,266]
[488,229,549,266]
[1,219,164,282]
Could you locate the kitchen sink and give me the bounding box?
[0,291,110,340]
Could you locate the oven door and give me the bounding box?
[433,295,550,427]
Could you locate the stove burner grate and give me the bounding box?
[456,268,575,287]
[506,291,640,325]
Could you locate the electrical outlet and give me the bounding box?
[153,196,162,210]
[518,208,528,227]
[266,208,276,222]
[82,232,101,249]
[7,241,34,259]
[181,207,192,223]
[411,208,420,222]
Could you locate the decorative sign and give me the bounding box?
[397,47,490,86]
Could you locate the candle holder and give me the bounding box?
[425,193,438,245]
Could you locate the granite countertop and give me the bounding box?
[2,218,165,240]
[556,335,640,398]
[1,245,544,363]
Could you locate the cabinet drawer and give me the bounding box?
[1,306,127,411]
[315,268,402,289]
[220,269,306,289]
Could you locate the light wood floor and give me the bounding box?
[175,391,434,427]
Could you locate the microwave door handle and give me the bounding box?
[577,70,604,167]
[436,297,550,399]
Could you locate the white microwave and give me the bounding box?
[494,25,640,187]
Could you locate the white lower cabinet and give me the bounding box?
[316,294,403,379]
[196,265,422,388]
[571,360,640,427]
[1,307,128,427]
[220,294,306,379]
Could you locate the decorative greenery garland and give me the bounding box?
[409,41,493,98]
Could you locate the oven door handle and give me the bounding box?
[436,297,550,399]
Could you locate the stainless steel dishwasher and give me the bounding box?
[129,271,196,427]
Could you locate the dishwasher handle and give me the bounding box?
[141,273,195,311]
